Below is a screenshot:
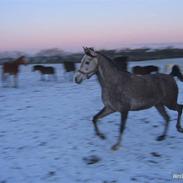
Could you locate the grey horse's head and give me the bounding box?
[75,47,98,84]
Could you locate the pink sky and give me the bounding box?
[0,0,183,52]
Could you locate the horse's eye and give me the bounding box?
[85,61,90,65]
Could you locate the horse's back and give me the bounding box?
[139,73,178,106]
[150,73,178,103]
[120,73,178,110]
[33,65,55,74]
[45,66,55,74]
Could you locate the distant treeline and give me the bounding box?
[0,48,183,64]
[99,47,183,61]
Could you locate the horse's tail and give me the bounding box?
[169,65,183,81]
[155,66,159,73]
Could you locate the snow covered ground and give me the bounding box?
[0,58,183,183]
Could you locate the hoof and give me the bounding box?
[111,144,121,151]
[177,127,183,133]
[156,135,165,141]
[97,133,106,140]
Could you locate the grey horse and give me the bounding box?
[75,47,183,150]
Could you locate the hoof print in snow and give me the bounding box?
[170,136,175,139]
[103,181,117,183]
[39,142,47,146]
[0,180,7,183]
[131,177,138,181]
[83,155,101,165]
[26,105,32,108]
[147,160,158,164]
[142,118,149,124]
[153,125,159,128]
[150,152,161,157]
[48,171,56,177]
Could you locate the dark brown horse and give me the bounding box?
[113,56,128,72]
[132,65,159,75]
[2,56,28,87]
[63,61,76,72]
[32,65,56,81]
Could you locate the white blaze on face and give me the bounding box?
[75,54,98,84]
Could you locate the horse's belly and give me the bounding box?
[129,98,157,111]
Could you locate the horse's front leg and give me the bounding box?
[41,74,45,81]
[2,73,8,87]
[13,74,18,88]
[92,106,114,139]
[53,74,57,81]
[112,111,128,151]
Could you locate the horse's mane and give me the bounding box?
[14,56,25,63]
[96,51,116,66]
[97,51,129,73]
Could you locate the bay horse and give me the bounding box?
[75,47,183,150]
[132,65,159,75]
[2,56,28,87]
[32,65,56,81]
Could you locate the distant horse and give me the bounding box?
[2,56,28,87]
[75,47,183,150]
[169,65,183,81]
[113,56,128,72]
[132,65,159,75]
[63,61,76,72]
[63,61,76,81]
[32,65,56,81]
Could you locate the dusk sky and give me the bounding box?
[0,0,183,52]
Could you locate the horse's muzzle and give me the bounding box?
[75,76,82,84]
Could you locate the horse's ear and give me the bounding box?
[88,47,97,57]
[83,46,88,53]
[83,47,97,57]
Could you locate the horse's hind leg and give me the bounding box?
[167,104,183,133]
[92,106,114,139]
[1,72,6,87]
[155,105,170,141]
[53,74,57,81]
[111,111,128,151]
[41,74,45,81]
[174,104,183,133]
[13,74,18,88]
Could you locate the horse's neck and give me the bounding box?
[96,54,121,87]
[14,59,21,65]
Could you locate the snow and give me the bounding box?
[0,58,183,183]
